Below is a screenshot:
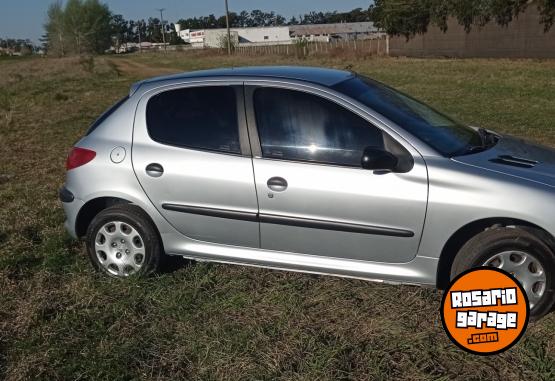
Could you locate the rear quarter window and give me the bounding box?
[146,86,241,154]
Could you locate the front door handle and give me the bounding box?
[267,177,288,192]
[146,163,164,178]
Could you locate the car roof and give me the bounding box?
[131,66,354,95]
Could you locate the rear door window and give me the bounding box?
[146,86,241,154]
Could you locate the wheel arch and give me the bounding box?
[75,196,165,244]
[436,217,555,289]
[75,197,131,238]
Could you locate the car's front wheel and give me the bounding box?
[451,226,555,321]
[86,204,161,278]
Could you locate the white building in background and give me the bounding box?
[189,30,239,48]
[233,26,291,45]
[289,22,383,42]
[175,28,238,48]
[175,24,291,46]
[174,22,382,47]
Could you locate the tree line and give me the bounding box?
[42,0,555,56]
[0,38,36,55]
[43,0,180,56]
[369,0,555,38]
[43,1,373,56]
[176,8,371,30]
[109,8,373,50]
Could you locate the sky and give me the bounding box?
[0,0,372,43]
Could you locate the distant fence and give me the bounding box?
[131,37,389,57]
[234,38,388,57]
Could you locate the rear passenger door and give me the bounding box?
[132,83,260,248]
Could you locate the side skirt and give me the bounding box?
[166,241,438,287]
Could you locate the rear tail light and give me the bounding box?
[66,147,96,170]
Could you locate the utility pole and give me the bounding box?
[224,0,232,55]
[137,21,142,53]
[157,8,167,53]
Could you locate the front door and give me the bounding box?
[246,85,428,263]
[132,84,259,248]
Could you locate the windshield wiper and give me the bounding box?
[460,128,499,155]
[464,145,490,154]
[478,128,498,148]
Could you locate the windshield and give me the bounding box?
[332,77,484,157]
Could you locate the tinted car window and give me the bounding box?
[254,88,384,167]
[147,86,240,154]
[333,77,483,157]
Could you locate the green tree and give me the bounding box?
[77,0,112,53]
[538,0,555,31]
[63,0,85,53]
[44,0,112,55]
[369,0,555,38]
[44,1,66,56]
[111,14,128,51]
[369,0,431,37]
[135,20,147,44]
[146,17,162,43]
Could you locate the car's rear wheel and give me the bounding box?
[86,204,161,277]
[451,226,555,321]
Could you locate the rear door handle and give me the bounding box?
[146,163,164,178]
[267,177,288,192]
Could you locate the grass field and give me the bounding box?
[0,51,554,380]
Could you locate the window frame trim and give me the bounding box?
[244,82,413,169]
[143,82,251,157]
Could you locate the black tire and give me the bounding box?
[85,204,162,278]
[451,226,555,321]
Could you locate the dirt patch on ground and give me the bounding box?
[104,57,179,78]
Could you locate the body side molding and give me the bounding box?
[162,203,258,222]
[259,213,414,237]
[162,203,414,237]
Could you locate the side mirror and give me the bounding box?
[361,146,399,171]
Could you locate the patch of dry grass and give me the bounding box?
[0,52,554,381]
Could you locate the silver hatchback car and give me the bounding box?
[60,66,555,320]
